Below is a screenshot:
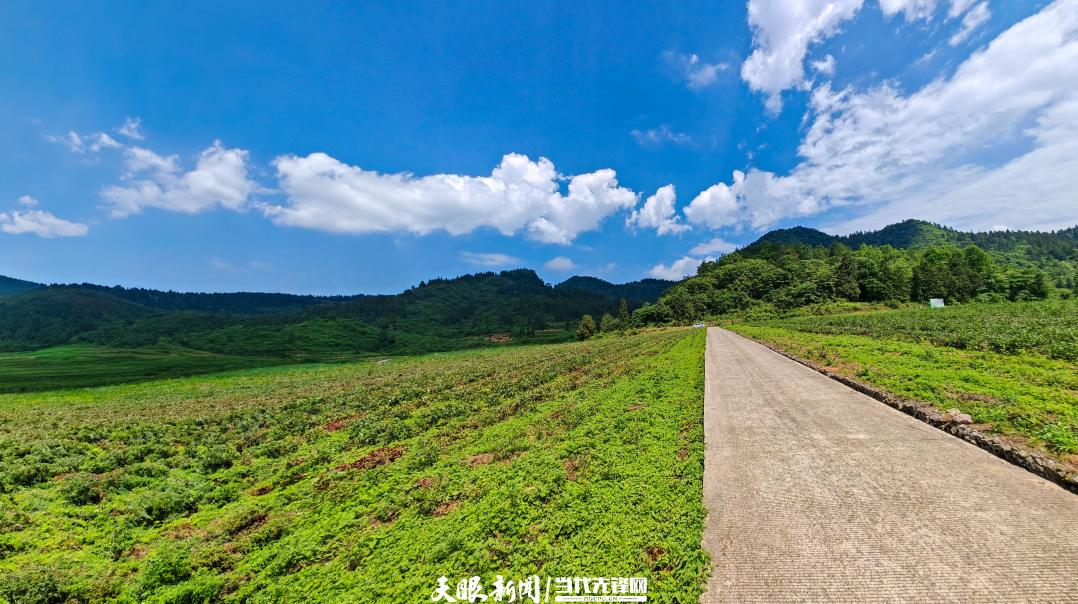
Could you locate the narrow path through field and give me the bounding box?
[701,327,1078,603]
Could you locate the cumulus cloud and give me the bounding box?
[17,196,38,207]
[544,256,578,271]
[664,52,728,89]
[626,185,690,235]
[263,153,638,245]
[811,54,836,75]
[740,0,864,112]
[683,171,745,229]
[949,1,990,45]
[648,256,701,280]
[690,237,738,256]
[117,117,145,140]
[690,0,1078,234]
[630,126,693,149]
[0,210,88,238]
[461,252,521,267]
[101,141,258,217]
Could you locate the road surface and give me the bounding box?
[701,327,1078,603]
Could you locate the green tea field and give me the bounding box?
[0,329,708,603]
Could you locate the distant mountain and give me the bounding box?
[0,269,636,355]
[67,283,357,315]
[554,276,676,304]
[0,275,42,297]
[748,219,1078,255]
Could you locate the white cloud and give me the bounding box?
[461,252,521,267]
[948,0,978,18]
[117,117,145,140]
[690,237,739,255]
[626,185,690,235]
[691,0,1078,234]
[630,126,694,149]
[879,0,939,21]
[949,1,990,45]
[740,0,865,112]
[0,210,88,238]
[101,141,257,217]
[16,196,38,207]
[48,131,123,153]
[664,52,728,89]
[648,256,701,280]
[89,133,122,152]
[811,54,836,75]
[48,131,85,153]
[683,171,745,229]
[544,256,578,271]
[263,153,638,245]
[210,259,234,270]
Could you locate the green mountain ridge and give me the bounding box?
[748,219,1078,254]
[0,274,42,297]
[0,269,657,358]
[554,275,676,303]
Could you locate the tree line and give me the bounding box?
[628,241,1065,326]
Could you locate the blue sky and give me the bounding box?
[2,0,1075,294]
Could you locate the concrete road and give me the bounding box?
[701,327,1078,603]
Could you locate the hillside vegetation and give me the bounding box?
[0,329,708,604]
[635,236,1072,326]
[0,270,650,355]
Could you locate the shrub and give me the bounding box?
[58,472,104,505]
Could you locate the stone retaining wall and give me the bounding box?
[744,335,1078,495]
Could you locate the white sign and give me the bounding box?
[930,298,945,308]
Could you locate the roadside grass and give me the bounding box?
[758,299,1078,362]
[728,324,1078,459]
[0,329,708,603]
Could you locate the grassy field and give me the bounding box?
[0,346,315,394]
[0,329,708,603]
[728,300,1078,458]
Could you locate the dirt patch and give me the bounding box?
[487,333,512,343]
[249,485,274,496]
[677,448,688,460]
[335,445,406,471]
[646,546,666,564]
[466,453,495,467]
[563,458,581,482]
[414,477,437,490]
[323,414,365,433]
[433,501,459,517]
[627,404,644,412]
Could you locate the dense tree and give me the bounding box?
[618,299,629,330]
[576,315,597,340]
[599,313,618,333]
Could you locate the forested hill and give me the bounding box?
[63,283,358,315]
[0,269,637,355]
[0,275,41,296]
[554,276,675,304]
[749,219,1078,257]
[635,234,1076,326]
